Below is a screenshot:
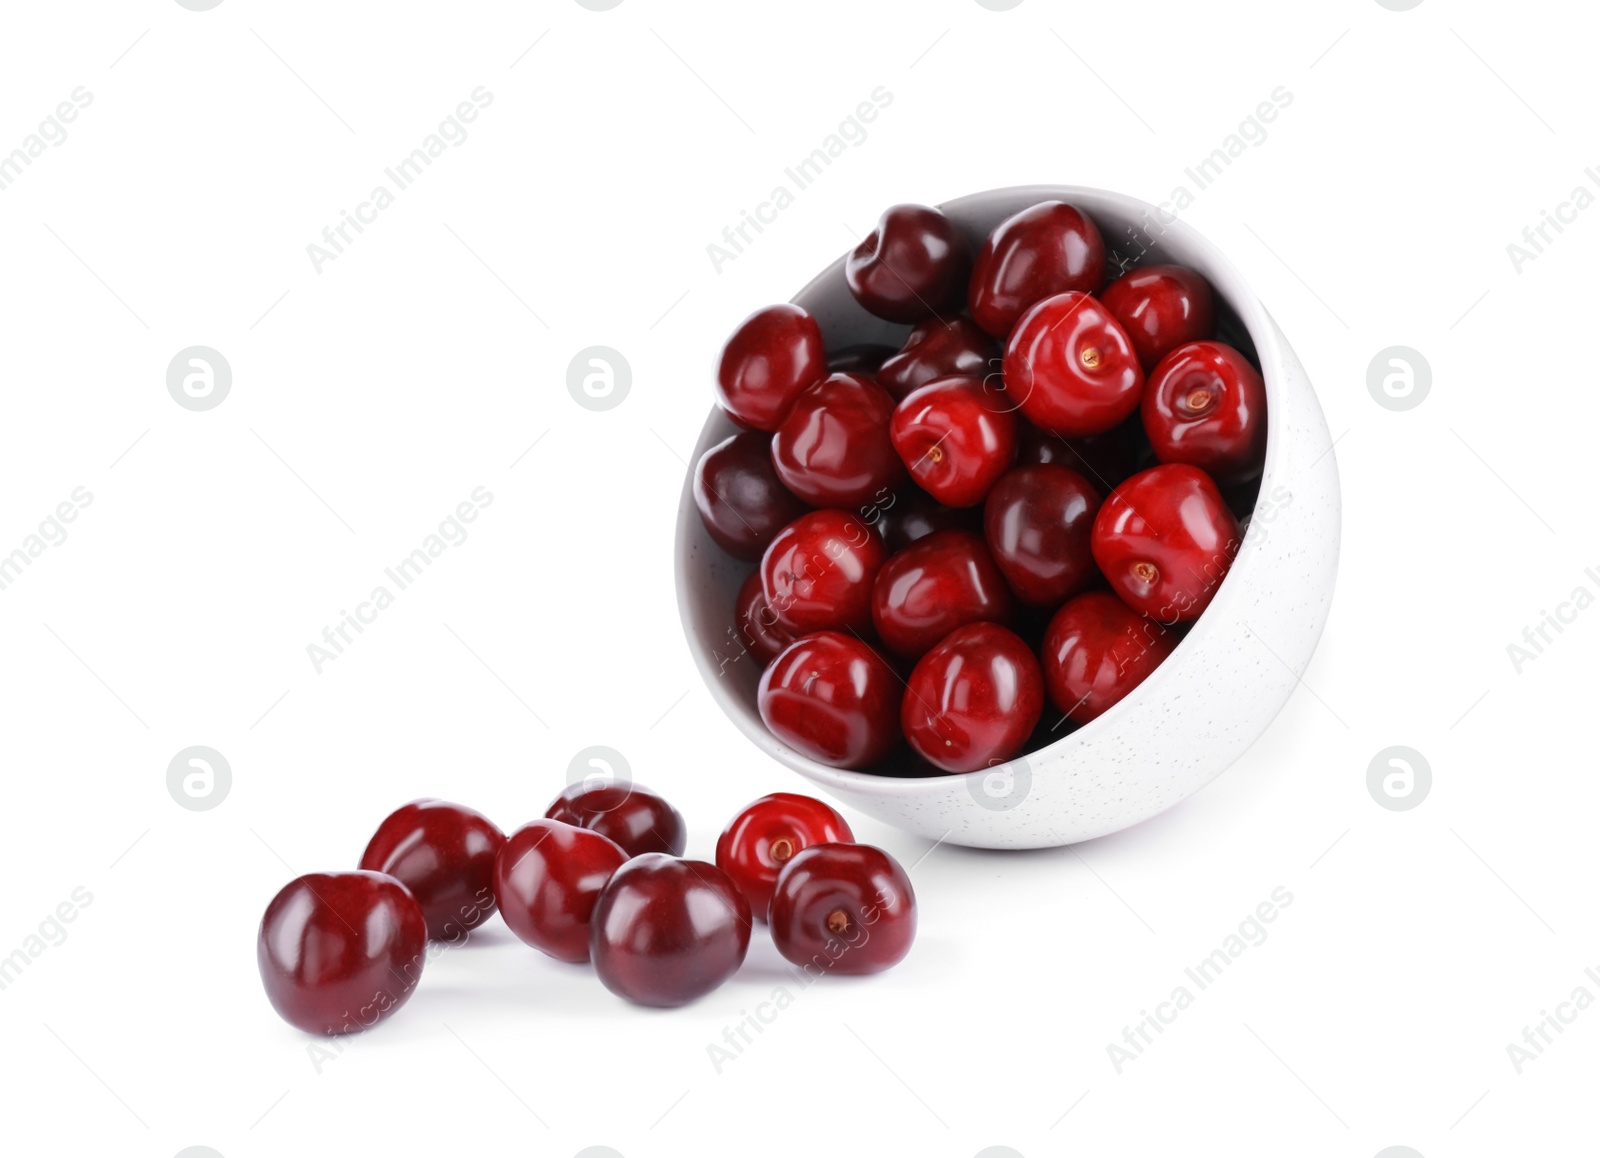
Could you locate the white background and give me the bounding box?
[0,1,1594,1155]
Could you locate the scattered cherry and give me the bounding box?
[258,871,427,1035]
[716,303,828,431]
[968,200,1106,337]
[1042,591,1176,723]
[982,463,1102,608]
[716,793,855,921]
[870,529,1012,659]
[493,820,628,964]
[902,622,1043,772]
[1092,464,1240,623]
[358,799,505,942]
[694,430,810,562]
[1142,341,1268,484]
[735,569,793,665]
[846,203,969,323]
[772,372,904,508]
[758,631,901,769]
[760,509,887,636]
[890,375,1018,508]
[590,854,752,1007]
[769,843,916,975]
[877,316,997,402]
[1099,264,1215,372]
[545,781,688,859]
[1005,291,1144,438]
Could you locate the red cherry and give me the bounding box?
[760,509,887,636]
[867,486,982,554]
[890,375,1018,508]
[870,529,1012,659]
[258,871,426,1035]
[877,316,998,402]
[716,304,828,431]
[845,203,969,323]
[772,372,905,508]
[716,793,855,921]
[545,782,688,859]
[968,201,1106,337]
[826,343,897,373]
[493,820,627,963]
[1016,418,1142,490]
[983,464,1102,607]
[590,854,752,1008]
[695,430,810,562]
[1099,264,1215,372]
[902,622,1043,773]
[1005,291,1144,438]
[758,631,901,769]
[769,843,916,975]
[735,569,793,665]
[1092,464,1240,623]
[1043,591,1176,724]
[1142,341,1268,485]
[358,799,504,942]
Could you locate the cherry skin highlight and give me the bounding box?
[590,854,752,1008]
[257,870,427,1035]
[694,430,810,562]
[1142,340,1268,485]
[758,631,902,769]
[877,316,997,402]
[983,464,1102,608]
[544,782,688,859]
[772,372,905,508]
[1043,591,1176,724]
[870,529,1012,659]
[968,200,1106,338]
[890,375,1018,508]
[769,843,917,975]
[1099,264,1215,372]
[902,622,1043,773]
[760,509,887,636]
[358,799,505,942]
[846,203,969,323]
[493,820,628,964]
[715,303,828,431]
[1005,291,1144,438]
[716,793,855,921]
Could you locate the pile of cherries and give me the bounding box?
[696,199,1266,773]
[257,788,915,1033]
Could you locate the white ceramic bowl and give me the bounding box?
[675,184,1340,849]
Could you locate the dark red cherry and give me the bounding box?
[1042,591,1176,723]
[1092,464,1240,623]
[1142,341,1268,485]
[846,203,969,324]
[890,375,1018,508]
[694,431,810,562]
[968,201,1106,338]
[826,343,897,373]
[870,529,1012,659]
[716,793,855,921]
[358,799,504,942]
[1006,291,1144,438]
[258,871,426,1035]
[591,854,752,1008]
[1100,264,1215,372]
[493,820,627,963]
[545,782,688,859]
[716,304,828,431]
[983,464,1101,608]
[760,509,887,636]
[772,372,905,508]
[877,316,998,402]
[758,632,901,769]
[769,842,916,975]
[902,622,1043,773]
[735,569,793,665]
[1016,418,1142,490]
[867,487,982,554]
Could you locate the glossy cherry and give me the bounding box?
[358,799,505,942]
[982,464,1102,608]
[1042,591,1176,723]
[590,854,752,1008]
[902,622,1043,773]
[890,375,1018,508]
[715,303,828,431]
[735,569,793,665]
[695,430,810,562]
[870,529,1012,659]
[1006,291,1144,438]
[545,781,688,859]
[772,372,905,508]
[1142,341,1268,484]
[867,486,981,554]
[769,843,916,975]
[877,317,997,402]
[1016,418,1142,490]
[1100,264,1215,372]
[968,200,1106,337]
[758,631,901,769]
[716,793,855,921]
[258,871,427,1035]
[760,509,887,636]
[826,343,897,373]
[493,820,627,963]
[1092,464,1240,623]
[846,203,969,323]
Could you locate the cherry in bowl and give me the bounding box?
[545,781,687,859]
[716,793,854,921]
[846,203,968,324]
[983,463,1101,608]
[758,631,902,769]
[877,317,996,402]
[1005,291,1144,438]
[694,431,809,562]
[902,622,1043,773]
[968,200,1106,337]
[358,799,504,942]
[870,529,1011,659]
[1100,264,1215,372]
[1142,340,1268,485]
[760,509,887,636]
[769,843,916,975]
[716,304,828,432]
[772,372,904,508]
[1042,591,1176,723]
[890,375,1018,508]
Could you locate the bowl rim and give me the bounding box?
[677,183,1293,798]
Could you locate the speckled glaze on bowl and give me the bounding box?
[675,185,1340,849]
